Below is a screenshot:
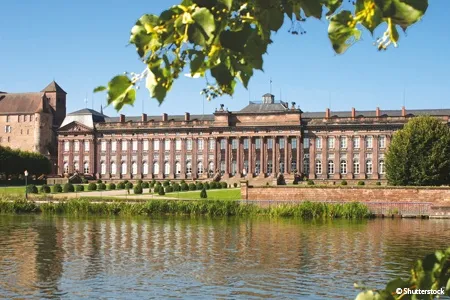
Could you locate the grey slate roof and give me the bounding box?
[302,109,450,119]
[105,114,214,123]
[68,108,108,117]
[239,102,289,113]
[41,81,67,94]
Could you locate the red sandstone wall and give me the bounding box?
[242,186,450,206]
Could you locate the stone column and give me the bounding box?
[180,138,186,179]
[78,140,84,175]
[271,137,276,177]
[321,136,327,179]
[297,135,302,175]
[68,140,74,173]
[284,136,289,174]
[224,137,230,178]
[347,135,354,179]
[203,137,208,179]
[148,139,154,178]
[106,140,111,178]
[216,138,221,175]
[247,137,253,178]
[58,140,64,175]
[137,139,143,178]
[159,139,164,179]
[127,140,132,179]
[373,135,379,179]
[116,139,122,179]
[259,137,265,177]
[309,137,316,179]
[90,139,96,176]
[236,137,241,178]
[168,138,175,179]
[359,135,366,179]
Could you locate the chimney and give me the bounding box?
[325,108,330,119]
[141,113,147,122]
[351,107,356,120]
[291,102,296,110]
[402,106,406,117]
[119,114,125,123]
[162,113,168,121]
[185,112,190,121]
[376,107,380,118]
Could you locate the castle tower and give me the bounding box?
[41,81,67,128]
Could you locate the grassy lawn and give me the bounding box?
[0,186,28,196]
[165,188,241,200]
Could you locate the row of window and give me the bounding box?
[96,161,215,176]
[64,140,91,152]
[0,137,11,143]
[2,126,30,135]
[5,115,34,123]
[312,159,385,175]
[312,136,386,149]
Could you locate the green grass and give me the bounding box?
[0,186,28,196]
[165,188,241,200]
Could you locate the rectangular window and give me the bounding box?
[74,141,80,152]
[340,137,347,149]
[176,139,181,151]
[267,138,273,149]
[303,138,310,149]
[187,139,193,151]
[154,140,160,151]
[165,139,170,151]
[255,138,261,150]
[84,141,90,151]
[198,139,204,151]
[292,138,297,149]
[30,115,33,122]
[327,137,334,149]
[4,125,11,133]
[366,136,373,149]
[143,140,149,151]
[279,138,285,149]
[101,140,106,152]
[353,137,360,149]
[379,136,386,148]
[209,139,215,150]
[111,141,116,152]
[122,140,128,151]
[6,115,10,122]
[232,139,238,150]
[220,139,226,150]
[17,115,21,123]
[64,141,69,152]
[244,138,249,150]
[316,137,322,149]
[132,140,138,151]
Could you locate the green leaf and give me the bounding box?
[107,75,136,110]
[322,0,344,16]
[191,7,216,43]
[375,0,428,30]
[193,0,217,8]
[218,0,232,10]
[328,10,361,54]
[220,25,252,52]
[93,86,106,93]
[210,63,233,86]
[300,0,323,18]
[269,8,284,31]
[355,0,383,34]
[190,51,205,73]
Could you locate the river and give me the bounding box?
[0,215,449,299]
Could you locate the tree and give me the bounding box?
[94,0,428,110]
[385,116,450,186]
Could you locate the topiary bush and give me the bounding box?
[40,184,51,193]
[200,188,207,199]
[158,187,165,196]
[149,182,155,188]
[97,179,102,184]
[27,184,38,194]
[220,182,227,189]
[188,183,196,191]
[165,186,173,193]
[307,180,315,185]
[137,179,143,185]
[196,182,204,190]
[180,179,186,185]
[341,180,348,186]
[63,183,75,193]
[172,183,180,192]
[181,183,189,191]
[142,182,149,188]
[125,182,133,190]
[117,182,125,189]
[53,184,62,193]
[204,182,210,190]
[233,182,238,188]
[154,186,160,194]
[376,181,382,186]
[210,181,217,189]
[357,181,365,186]
[217,182,223,189]
[97,183,106,190]
[75,185,84,192]
[163,180,170,187]
[81,177,89,184]
[151,179,156,185]
[88,183,97,191]
[134,184,143,194]
[108,183,116,190]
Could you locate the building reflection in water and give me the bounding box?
[0,216,450,299]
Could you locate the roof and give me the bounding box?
[41,81,67,94]
[105,114,214,123]
[301,109,450,119]
[239,102,289,113]
[60,108,108,129]
[0,92,47,114]
[68,108,108,117]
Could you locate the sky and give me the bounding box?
[0,1,449,118]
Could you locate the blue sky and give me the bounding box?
[0,1,448,118]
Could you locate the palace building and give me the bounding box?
[57,93,450,182]
[0,81,67,172]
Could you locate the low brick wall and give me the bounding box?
[240,183,450,207]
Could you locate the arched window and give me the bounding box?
[153,162,159,175]
[73,161,79,173]
[340,160,347,174]
[164,162,170,175]
[132,162,138,175]
[353,159,360,175]
[142,161,148,175]
[197,161,203,175]
[64,162,69,173]
[175,162,181,174]
[186,161,192,175]
[315,160,322,174]
[111,162,117,175]
[379,160,385,174]
[100,162,106,175]
[121,162,127,175]
[328,160,334,174]
[366,160,373,174]
[84,162,89,174]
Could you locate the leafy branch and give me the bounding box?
[94,0,428,110]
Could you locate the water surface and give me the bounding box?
[0,215,449,299]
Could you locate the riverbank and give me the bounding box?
[0,197,371,219]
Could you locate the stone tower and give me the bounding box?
[41,81,67,128]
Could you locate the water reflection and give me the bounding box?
[0,216,449,299]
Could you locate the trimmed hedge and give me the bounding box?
[142,182,149,188]
[189,183,196,191]
[63,183,74,193]
[210,181,217,189]
[163,180,170,187]
[27,184,38,194]
[181,183,189,191]
[88,183,97,191]
[172,183,180,191]
[196,182,204,190]
[233,182,238,188]
[220,182,227,189]
[108,183,116,190]
[165,186,173,193]
[357,181,365,186]
[200,188,207,199]
[204,182,210,190]
[307,180,315,185]
[40,184,51,193]
[341,180,348,186]
[134,184,143,194]
[154,186,160,194]
[158,188,165,195]
[97,183,106,190]
[75,185,84,192]
[117,182,125,189]
[125,182,133,190]
[53,184,62,193]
